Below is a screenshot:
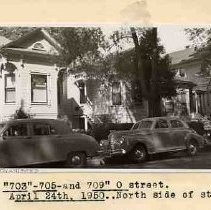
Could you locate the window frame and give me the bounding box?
[3,123,29,139]
[155,119,169,129]
[79,81,87,104]
[31,73,48,104]
[31,122,59,136]
[112,81,122,106]
[4,73,16,104]
[170,119,185,129]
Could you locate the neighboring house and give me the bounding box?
[167,46,211,117]
[61,69,149,130]
[0,28,62,121]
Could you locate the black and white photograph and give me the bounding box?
[0,25,211,169]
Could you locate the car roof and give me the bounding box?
[0,118,63,125]
[136,116,183,123]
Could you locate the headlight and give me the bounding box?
[116,136,125,145]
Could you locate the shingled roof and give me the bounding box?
[168,47,197,65]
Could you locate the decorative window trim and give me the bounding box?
[32,42,46,51]
[31,73,48,104]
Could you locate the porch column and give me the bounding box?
[195,91,199,114]
[189,87,194,113]
[84,117,88,131]
[185,89,190,115]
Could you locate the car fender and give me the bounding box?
[125,135,153,153]
[184,133,204,148]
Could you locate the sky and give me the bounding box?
[158,25,192,53]
[101,25,193,54]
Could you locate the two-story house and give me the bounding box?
[0,28,62,121]
[167,46,211,117]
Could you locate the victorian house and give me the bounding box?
[167,46,211,117]
[0,28,62,121]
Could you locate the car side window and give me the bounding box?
[33,123,50,135]
[132,122,139,130]
[155,119,169,129]
[49,125,58,135]
[4,124,28,137]
[32,123,59,135]
[170,120,184,128]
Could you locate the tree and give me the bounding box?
[112,27,176,117]
[185,28,211,77]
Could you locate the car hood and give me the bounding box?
[109,129,151,139]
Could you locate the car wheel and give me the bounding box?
[186,140,198,156]
[130,145,147,163]
[66,152,87,168]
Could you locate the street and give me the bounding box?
[96,146,211,169]
[31,146,211,169]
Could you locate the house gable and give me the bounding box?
[2,28,62,56]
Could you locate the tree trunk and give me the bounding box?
[130,27,162,117]
[130,27,149,99]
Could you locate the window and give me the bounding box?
[170,120,184,128]
[132,122,140,130]
[31,74,48,103]
[112,82,121,105]
[32,42,45,51]
[33,124,49,135]
[139,120,153,129]
[79,81,86,104]
[132,120,153,130]
[32,123,58,135]
[155,119,169,129]
[5,74,16,103]
[4,124,28,137]
[132,80,142,104]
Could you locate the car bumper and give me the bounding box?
[97,149,127,157]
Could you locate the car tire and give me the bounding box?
[186,140,198,156]
[130,145,147,163]
[65,152,87,168]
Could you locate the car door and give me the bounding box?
[30,121,67,163]
[152,119,173,152]
[0,122,35,167]
[169,119,188,149]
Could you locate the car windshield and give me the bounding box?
[132,120,153,130]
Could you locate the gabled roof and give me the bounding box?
[0,36,11,47]
[3,28,62,52]
[168,47,197,65]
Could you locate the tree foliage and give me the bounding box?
[111,27,176,116]
[184,28,211,46]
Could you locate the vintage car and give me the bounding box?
[0,118,100,167]
[100,117,206,163]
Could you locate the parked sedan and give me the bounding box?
[0,119,100,167]
[100,117,206,163]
